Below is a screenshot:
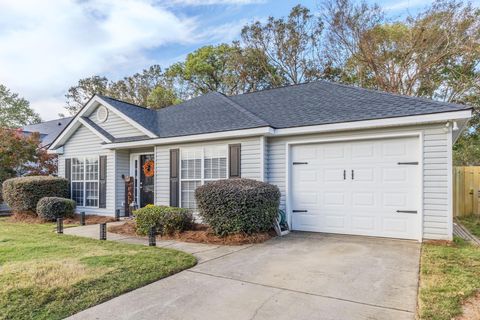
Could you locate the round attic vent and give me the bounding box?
[96,106,108,123]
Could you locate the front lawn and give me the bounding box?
[457,215,480,238]
[418,238,480,320]
[0,218,196,320]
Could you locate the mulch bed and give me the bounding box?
[7,213,116,225]
[108,220,274,245]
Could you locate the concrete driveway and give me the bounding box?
[69,232,421,320]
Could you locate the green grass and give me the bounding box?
[418,237,480,320]
[0,218,196,320]
[458,215,480,238]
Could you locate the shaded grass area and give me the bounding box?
[0,218,196,320]
[458,215,480,239]
[418,238,480,320]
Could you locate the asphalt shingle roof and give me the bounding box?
[96,80,470,140]
[22,117,73,147]
[230,80,471,129]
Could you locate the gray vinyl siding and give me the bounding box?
[266,124,452,240]
[89,105,144,138]
[155,137,263,206]
[115,150,130,216]
[58,125,115,215]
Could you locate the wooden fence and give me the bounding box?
[453,166,480,217]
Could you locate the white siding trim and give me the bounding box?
[447,127,453,240]
[274,110,471,137]
[103,127,273,149]
[260,136,265,181]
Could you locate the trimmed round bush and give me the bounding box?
[36,197,76,221]
[195,178,280,236]
[135,205,193,236]
[2,176,68,214]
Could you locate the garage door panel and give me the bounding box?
[382,192,408,207]
[352,168,375,182]
[291,137,421,240]
[351,216,376,231]
[351,192,375,207]
[351,142,375,159]
[323,144,346,160]
[323,192,347,206]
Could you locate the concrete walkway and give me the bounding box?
[66,225,421,320]
[64,222,253,263]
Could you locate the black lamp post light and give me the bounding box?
[80,211,86,226]
[99,223,107,240]
[56,218,63,234]
[149,226,156,247]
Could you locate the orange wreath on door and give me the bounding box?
[143,159,155,177]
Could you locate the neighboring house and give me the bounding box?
[23,117,73,148]
[48,81,472,241]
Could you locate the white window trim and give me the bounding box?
[71,156,100,208]
[179,145,229,209]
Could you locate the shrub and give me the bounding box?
[36,197,76,221]
[134,205,193,236]
[2,176,68,214]
[195,178,280,236]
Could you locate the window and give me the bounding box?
[180,146,227,209]
[71,157,99,207]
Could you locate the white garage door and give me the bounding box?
[291,136,421,240]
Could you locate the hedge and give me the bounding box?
[134,205,193,236]
[36,197,76,221]
[195,178,280,236]
[2,176,69,214]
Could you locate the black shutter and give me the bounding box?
[170,149,180,207]
[99,155,107,208]
[229,144,241,178]
[65,158,71,198]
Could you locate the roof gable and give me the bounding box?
[87,104,145,138]
[49,95,157,150]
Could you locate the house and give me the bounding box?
[23,117,73,148]
[48,80,472,241]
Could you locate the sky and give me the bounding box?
[0,0,462,120]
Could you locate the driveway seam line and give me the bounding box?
[187,269,414,314]
[197,244,255,264]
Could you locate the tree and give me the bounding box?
[0,84,41,128]
[65,76,109,115]
[322,0,480,100]
[165,43,280,97]
[109,65,166,108]
[147,85,181,109]
[0,129,39,201]
[241,5,325,85]
[65,65,171,114]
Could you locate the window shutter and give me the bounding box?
[99,155,107,208]
[229,144,241,178]
[65,158,71,198]
[170,149,180,207]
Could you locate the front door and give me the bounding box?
[139,154,155,207]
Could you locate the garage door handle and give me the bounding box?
[293,162,308,165]
[396,210,418,214]
[292,210,308,213]
[397,162,419,165]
